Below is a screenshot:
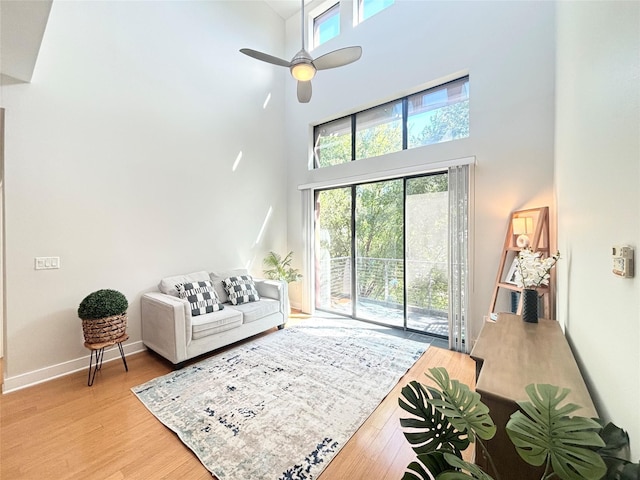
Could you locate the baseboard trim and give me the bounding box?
[2,340,146,394]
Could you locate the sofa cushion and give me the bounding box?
[159,271,210,297]
[222,275,260,305]
[191,308,242,340]
[176,280,224,316]
[230,298,280,324]
[210,269,249,303]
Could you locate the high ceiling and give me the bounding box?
[264,0,305,20]
[0,0,305,84]
[0,0,53,83]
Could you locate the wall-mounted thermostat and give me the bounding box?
[612,245,634,278]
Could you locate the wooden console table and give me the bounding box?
[470,313,597,479]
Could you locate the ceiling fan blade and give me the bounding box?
[297,81,312,103]
[239,48,291,68]
[313,46,362,70]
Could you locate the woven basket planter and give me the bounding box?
[82,313,128,344]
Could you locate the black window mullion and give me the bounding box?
[402,177,407,330]
[402,97,408,151]
[351,115,356,161]
[350,185,357,318]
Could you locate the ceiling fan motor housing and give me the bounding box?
[290,49,316,81]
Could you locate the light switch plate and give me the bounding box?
[35,257,60,270]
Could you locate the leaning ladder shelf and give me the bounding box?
[488,206,553,319]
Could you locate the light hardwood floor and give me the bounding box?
[0,327,475,480]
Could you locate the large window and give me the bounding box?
[313,77,469,169]
[313,2,340,48]
[357,0,394,23]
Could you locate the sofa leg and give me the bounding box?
[278,324,285,330]
[173,361,186,370]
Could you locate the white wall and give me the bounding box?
[284,1,557,341]
[556,1,640,458]
[1,1,288,389]
[3,2,636,457]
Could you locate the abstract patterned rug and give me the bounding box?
[132,321,428,479]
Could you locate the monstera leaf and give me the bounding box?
[438,453,496,480]
[425,367,497,443]
[399,380,470,456]
[597,422,640,480]
[402,452,496,480]
[506,384,606,480]
[402,452,453,480]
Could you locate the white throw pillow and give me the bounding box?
[159,271,210,297]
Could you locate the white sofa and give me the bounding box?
[141,269,287,366]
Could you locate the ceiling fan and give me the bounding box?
[240,0,362,103]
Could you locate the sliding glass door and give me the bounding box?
[315,188,352,314]
[354,180,404,327]
[405,175,449,336]
[314,172,450,336]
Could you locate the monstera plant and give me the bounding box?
[399,368,499,480]
[506,384,606,479]
[399,367,638,480]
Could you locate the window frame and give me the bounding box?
[311,1,341,49]
[355,0,395,25]
[313,76,470,170]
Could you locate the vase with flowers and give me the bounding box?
[514,248,560,322]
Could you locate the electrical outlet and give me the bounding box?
[35,257,60,270]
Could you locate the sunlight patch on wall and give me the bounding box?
[254,206,273,246]
[232,151,243,172]
[263,93,272,109]
[244,256,255,272]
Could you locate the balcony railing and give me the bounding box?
[318,256,448,318]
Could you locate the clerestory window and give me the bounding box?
[313,2,340,48]
[357,0,394,23]
[313,76,470,169]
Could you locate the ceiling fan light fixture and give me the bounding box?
[239,0,361,102]
[290,62,316,81]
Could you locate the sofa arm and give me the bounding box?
[141,292,192,364]
[255,279,289,315]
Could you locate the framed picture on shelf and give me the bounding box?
[505,258,519,285]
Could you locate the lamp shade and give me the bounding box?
[512,217,533,235]
[513,216,534,248]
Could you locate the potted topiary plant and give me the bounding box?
[78,289,128,344]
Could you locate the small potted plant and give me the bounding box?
[263,251,302,283]
[78,289,128,344]
[263,251,302,313]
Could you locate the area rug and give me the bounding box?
[132,322,428,479]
